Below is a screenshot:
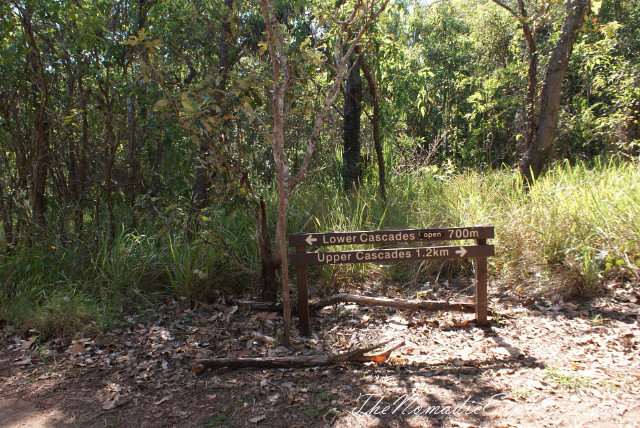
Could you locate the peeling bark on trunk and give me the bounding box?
[520,0,591,183]
[343,54,363,190]
[361,56,386,201]
[259,198,279,302]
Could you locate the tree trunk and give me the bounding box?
[520,0,590,183]
[22,9,50,230]
[99,82,117,239]
[523,32,538,162]
[126,95,139,211]
[260,0,390,346]
[0,181,13,248]
[190,0,233,232]
[74,74,89,235]
[104,120,116,240]
[342,54,363,190]
[361,56,386,201]
[259,198,279,302]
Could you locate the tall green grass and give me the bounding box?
[294,158,639,296]
[1,159,638,337]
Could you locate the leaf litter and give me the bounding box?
[1,280,639,427]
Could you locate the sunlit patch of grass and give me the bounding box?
[544,366,591,390]
[305,386,338,421]
[297,158,639,297]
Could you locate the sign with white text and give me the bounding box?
[289,225,494,335]
[288,226,493,247]
[290,244,494,266]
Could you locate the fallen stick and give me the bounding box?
[310,293,475,313]
[192,340,404,371]
[235,293,475,314]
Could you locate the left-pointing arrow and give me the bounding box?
[455,246,467,257]
[305,235,318,246]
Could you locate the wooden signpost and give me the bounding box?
[289,226,494,336]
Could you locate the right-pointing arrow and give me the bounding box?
[455,246,467,257]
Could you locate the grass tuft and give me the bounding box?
[1,159,638,337]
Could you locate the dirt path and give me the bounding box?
[1,282,639,427]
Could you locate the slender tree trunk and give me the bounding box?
[361,56,386,201]
[343,54,363,190]
[260,0,389,346]
[105,135,116,239]
[22,8,50,230]
[190,0,233,233]
[126,0,150,214]
[523,33,538,160]
[74,74,88,235]
[521,0,590,183]
[100,83,117,239]
[127,95,138,209]
[0,181,14,248]
[259,198,279,302]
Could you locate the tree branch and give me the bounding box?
[192,339,404,370]
[491,0,525,24]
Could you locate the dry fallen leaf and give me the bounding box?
[21,336,37,350]
[102,394,128,411]
[68,342,86,354]
[526,379,546,389]
[454,318,470,328]
[14,356,32,366]
[249,414,266,423]
[153,395,172,405]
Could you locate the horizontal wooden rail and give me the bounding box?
[289,225,494,336]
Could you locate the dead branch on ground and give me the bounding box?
[192,340,404,371]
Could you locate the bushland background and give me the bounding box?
[1,0,638,340]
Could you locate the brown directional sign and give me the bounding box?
[288,226,494,247]
[290,244,494,266]
[289,225,495,335]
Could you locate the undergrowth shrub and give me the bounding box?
[1,159,637,337]
[296,158,639,297]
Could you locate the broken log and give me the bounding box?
[309,293,475,313]
[234,299,284,312]
[192,340,404,371]
[234,294,475,314]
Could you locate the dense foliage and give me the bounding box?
[1,0,638,336]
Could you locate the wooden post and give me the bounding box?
[475,238,488,326]
[296,246,310,336]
